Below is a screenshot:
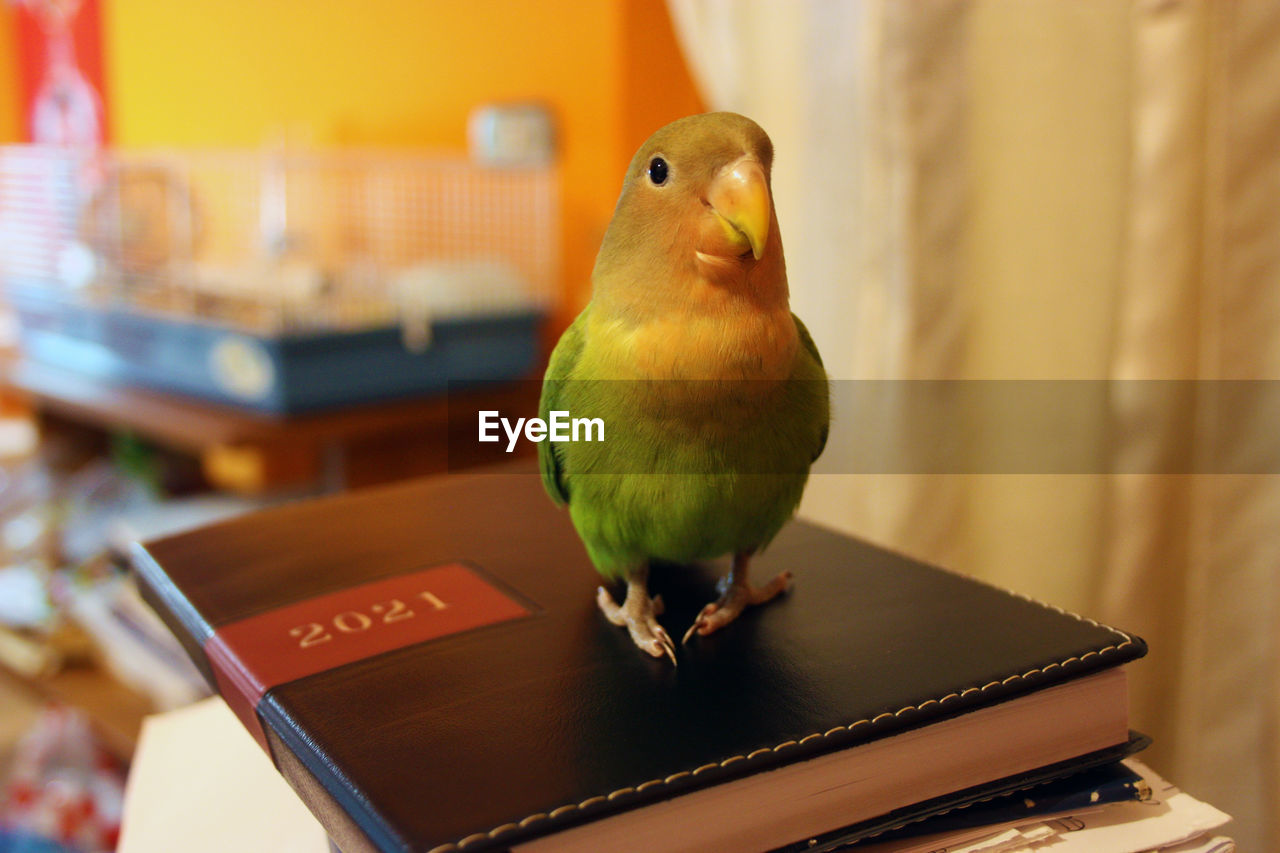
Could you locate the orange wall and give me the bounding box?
[620,0,706,174]
[101,0,703,323]
[0,4,19,142]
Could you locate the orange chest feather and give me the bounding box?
[584,309,798,381]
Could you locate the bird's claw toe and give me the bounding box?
[644,624,678,666]
[632,618,677,665]
[682,569,792,644]
[681,603,718,644]
[598,583,677,664]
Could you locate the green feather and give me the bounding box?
[540,307,829,581]
[792,312,829,461]
[537,309,587,506]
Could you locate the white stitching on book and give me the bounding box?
[425,627,1136,853]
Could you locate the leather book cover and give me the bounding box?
[131,466,1146,853]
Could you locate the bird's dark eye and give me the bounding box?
[648,157,669,186]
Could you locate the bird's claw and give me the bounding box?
[632,616,677,665]
[652,625,678,665]
[682,570,793,644]
[597,586,677,665]
[681,603,718,645]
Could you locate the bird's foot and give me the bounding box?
[597,584,677,665]
[682,554,791,644]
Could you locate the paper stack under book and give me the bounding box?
[127,467,1233,852]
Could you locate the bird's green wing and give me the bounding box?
[793,312,829,461]
[538,308,589,505]
[793,312,824,369]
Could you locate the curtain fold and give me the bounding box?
[1102,3,1280,849]
[860,0,970,566]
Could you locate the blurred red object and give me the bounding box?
[2,705,124,852]
[13,0,109,145]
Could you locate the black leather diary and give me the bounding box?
[132,466,1146,853]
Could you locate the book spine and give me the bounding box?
[130,543,218,688]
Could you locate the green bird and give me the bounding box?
[539,112,829,664]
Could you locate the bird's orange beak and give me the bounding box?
[707,156,770,261]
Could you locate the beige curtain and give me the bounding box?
[669,1,1279,849]
[1102,1,1280,848]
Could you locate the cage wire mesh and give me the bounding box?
[0,145,558,339]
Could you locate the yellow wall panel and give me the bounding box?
[101,0,702,319]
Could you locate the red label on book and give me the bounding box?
[204,563,532,751]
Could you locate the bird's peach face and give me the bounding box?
[625,148,773,276]
[592,113,787,311]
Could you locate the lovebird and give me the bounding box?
[539,112,829,664]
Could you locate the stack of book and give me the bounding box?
[128,467,1233,852]
[844,758,1232,853]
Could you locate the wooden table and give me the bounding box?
[4,358,539,494]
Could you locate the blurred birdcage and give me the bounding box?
[0,145,557,412]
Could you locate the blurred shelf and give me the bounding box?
[2,358,540,493]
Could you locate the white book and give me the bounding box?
[119,698,328,853]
